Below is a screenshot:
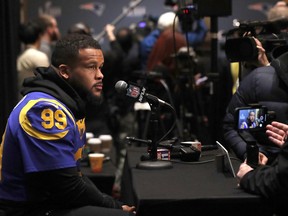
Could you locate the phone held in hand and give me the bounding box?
[235,106,269,132]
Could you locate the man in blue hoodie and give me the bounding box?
[0,33,135,216]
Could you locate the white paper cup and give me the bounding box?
[83,132,95,156]
[86,132,94,140]
[99,134,113,153]
[88,153,105,173]
[88,138,102,153]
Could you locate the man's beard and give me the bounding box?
[86,90,103,107]
[51,31,60,41]
[69,79,103,107]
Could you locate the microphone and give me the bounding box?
[115,80,170,106]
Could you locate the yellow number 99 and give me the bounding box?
[41,109,67,130]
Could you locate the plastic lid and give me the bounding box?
[99,134,113,141]
[88,138,102,144]
[86,132,94,139]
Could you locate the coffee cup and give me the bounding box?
[88,153,105,173]
[99,134,113,153]
[88,138,102,153]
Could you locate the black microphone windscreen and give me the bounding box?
[115,80,128,94]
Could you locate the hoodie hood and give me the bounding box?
[270,46,288,90]
[21,66,86,119]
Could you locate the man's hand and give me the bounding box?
[105,24,116,41]
[254,37,269,67]
[259,152,268,165]
[266,121,288,147]
[242,36,270,69]
[122,205,136,214]
[237,162,254,183]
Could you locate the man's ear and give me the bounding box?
[58,64,70,79]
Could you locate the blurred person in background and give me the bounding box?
[140,8,207,70]
[35,14,61,61]
[67,22,92,36]
[267,1,288,22]
[85,23,139,140]
[232,0,288,84]
[17,20,49,100]
[100,24,146,197]
[103,24,136,96]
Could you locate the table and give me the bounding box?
[121,147,273,216]
[81,159,117,195]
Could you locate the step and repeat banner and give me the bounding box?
[25,0,277,50]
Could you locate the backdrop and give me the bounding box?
[25,0,277,50]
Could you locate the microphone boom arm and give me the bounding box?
[94,0,143,41]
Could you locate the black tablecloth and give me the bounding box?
[121,147,273,216]
[81,159,117,195]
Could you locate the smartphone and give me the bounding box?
[235,106,268,131]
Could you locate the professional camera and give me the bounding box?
[225,18,288,62]
[176,4,199,32]
[164,0,201,32]
[235,105,276,132]
[165,0,231,17]
[165,0,231,32]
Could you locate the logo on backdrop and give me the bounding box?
[38,1,61,17]
[80,2,106,16]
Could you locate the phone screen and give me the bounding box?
[236,107,267,131]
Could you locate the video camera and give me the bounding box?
[235,105,276,132]
[225,18,288,62]
[165,0,231,32]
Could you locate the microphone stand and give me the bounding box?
[149,104,159,160]
[136,97,173,169]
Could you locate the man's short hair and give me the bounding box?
[51,34,101,67]
[34,14,55,32]
[67,22,92,36]
[19,21,43,44]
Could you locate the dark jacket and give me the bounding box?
[239,140,288,215]
[223,51,288,162]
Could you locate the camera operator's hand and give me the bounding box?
[266,121,288,147]
[244,37,269,68]
[242,37,270,71]
[254,37,270,67]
